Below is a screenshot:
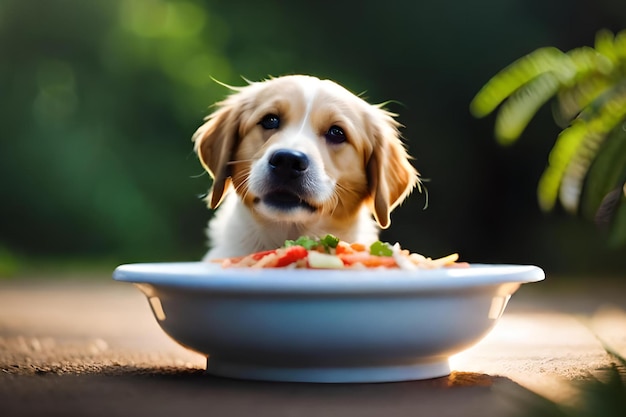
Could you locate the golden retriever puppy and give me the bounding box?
[193,75,419,260]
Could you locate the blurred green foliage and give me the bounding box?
[1,0,625,276]
[472,29,626,246]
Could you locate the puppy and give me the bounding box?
[193,75,419,260]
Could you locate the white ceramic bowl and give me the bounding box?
[113,262,544,383]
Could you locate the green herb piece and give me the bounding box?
[320,234,340,249]
[369,241,393,257]
[284,236,318,250]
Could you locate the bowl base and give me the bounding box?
[205,357,451,383]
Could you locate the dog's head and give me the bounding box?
[193,75,419,229]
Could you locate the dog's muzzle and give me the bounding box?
[261,149,316,212]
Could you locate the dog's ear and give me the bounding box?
[366,109,419,229]
[192,100,241,209]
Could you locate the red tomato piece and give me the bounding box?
[275,246,308,267]
[335,241,354,255]
[251,250,277,261]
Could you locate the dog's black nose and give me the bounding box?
[268,149,309,179]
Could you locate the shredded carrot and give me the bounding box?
[339,252,398,268]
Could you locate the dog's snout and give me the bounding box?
[268,149,309,179]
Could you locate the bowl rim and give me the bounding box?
[112,262,544,294]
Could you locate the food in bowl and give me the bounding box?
[215,234,469,270]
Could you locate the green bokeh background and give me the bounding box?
[1,0,625,277]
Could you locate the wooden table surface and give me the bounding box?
[1,275,625,417]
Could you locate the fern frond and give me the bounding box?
[582,121,626,220]
[615,30,626,61]
[594,29,619,62]
[537,122,588,211]
[494,72,561,144]
[594,29,626,63]
[470,47,570,118]
[567,46,614,75]
[552,46,615,123]
[559,129,606,212]
[473,28,626,247]
[608,192,626,247]
[540,87,626,213]
[554,76,613,127]
[578,83,626,125]
[472,47,607,143]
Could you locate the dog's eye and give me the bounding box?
[259,114,280,130]
[325,126,347,144]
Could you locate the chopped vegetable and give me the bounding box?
[307,251,344,269]
[284,236,318,250]
[340,252,397,268]
[320,234,340,249]
[349,242,367,252]
[216,234,468,270]
[275,246,308,267]
[369,241,393,257]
